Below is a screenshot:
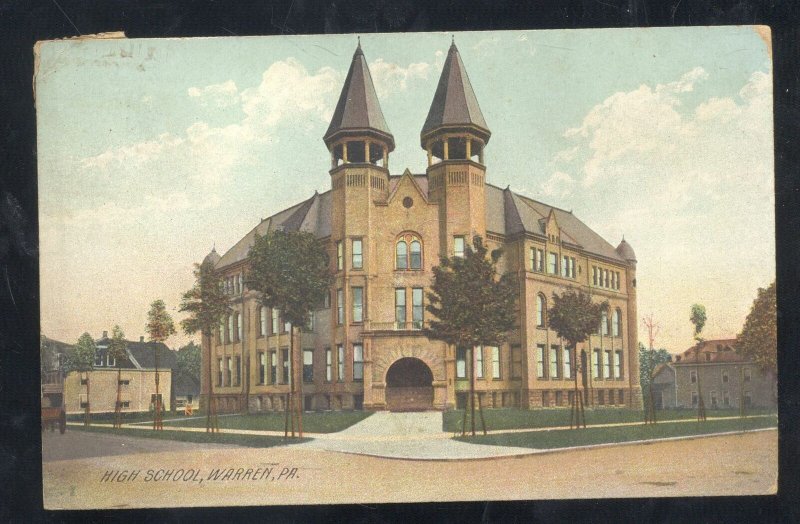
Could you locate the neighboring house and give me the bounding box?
[651,339,776,410]
[201,41,641,414]
[61,332,177,414]
[173,372,201,413]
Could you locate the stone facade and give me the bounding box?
[201,42,641,414]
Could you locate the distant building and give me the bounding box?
[651,339,776,410]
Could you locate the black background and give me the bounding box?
[1,1,798,521]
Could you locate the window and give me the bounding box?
[563,346,572,379]
[306,312,314,332]
[530,247,544,272]
[352,287,364,323]
[106,354,116,368]
[395,288,406,328]
[491,347,500,379]
[609,389,615,405]
[271,308,279,335]
[604,351,612,379]
[217,322,222,344]
[269,351,277,384]
[234,356,241,386]
[744,390,752,407]
[337,345,344,382]
[303,349,314,383]
[283,317,291,334]
[691,391,698,407]
[476,346,484,378]
[723,390,730,407]
[325,348,332,381]
[536,294,546,327]
[604,269,610,288]
[411,288,424,328]
[259,307,267,337]
[456,347,467,378]
[118,401,130,409]
[561,256,575,278]
[454,236,465,258]
[353,344,364,381]
[598,390,605,405]
[690,370,697,384]
[259,352,266,384]
[550,345,560,379]
[616,272,621,290]
[224,357,232,386]
[226,315,233,343]
[601,309,609,336]
[281,349,290,384]
[536,345,546,379]
[547,252,558,274]
[336,241,343,270]
[511,345,522,379]
[619,389,625,404]
[352,238,363,269]
[235,312,242,342]
[323,291,331,309]
[410,241,422,269]
[594,349,602,379]
[614,350,623,379]
[396,241,408,269]
[722,371,729,383]
[612,309,621,337]
[744,368,752,382]
[592,266,598,286]
[337,289,344,325]
[710,390,718,408]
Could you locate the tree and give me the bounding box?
[247,229,333,438]
[638,342,672,423]
[64,332,96,427]
[180,258,231,433]
[689,303,707,421]
[736,281,776,373]
[107,325,128,429]
[146,299,176,430]
[425,235,517,436]
[176,341,201,383]
[548,288,607,429]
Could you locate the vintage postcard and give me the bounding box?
[37,28,776,509]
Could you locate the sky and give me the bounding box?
[36,27,774,353]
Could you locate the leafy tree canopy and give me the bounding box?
[176,341,201,381]
[548,288,607,349]
[638,342,672,389]
[690,303,707,341]
[107,325,128,365]
[246,229,333,326]
[425,236,517,349]
[736,281,776,372]
[64,332,96,374]
[180,258,231,338]
[147,299,176,343]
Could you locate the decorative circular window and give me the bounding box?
[402,197,413,208]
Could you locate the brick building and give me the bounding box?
[201,42,641,413]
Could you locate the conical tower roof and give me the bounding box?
[421,40,490,146]
[324,41,394,151]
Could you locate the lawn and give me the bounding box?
[66,411,165,424]
[454,415,778,449]
[162,410,373,433]
[67,424,309,448]
[442,407,777,432]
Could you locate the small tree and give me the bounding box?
[548,288,606,429]
[247,229,333,438]
[690,303,707,421]
[736,281,776,373]
[425,235,517,436]
[107,326,128,428]
[146,299,176,430]
[180,259,231,433]
[638,342,672,424]
[64,333,96,426]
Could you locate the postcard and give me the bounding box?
[37,28,776,509]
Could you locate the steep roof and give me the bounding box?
[95,336,176,370]
[673,339,745,365]
[173,372,201,397]
[421,41,490,144]
[324,42,394,150]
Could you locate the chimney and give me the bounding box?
[140,336,144,343]
[102,330,108,339]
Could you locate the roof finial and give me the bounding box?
[451,34,455,46]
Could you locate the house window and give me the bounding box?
[491,347,500,379]
[259,352,266,384]
[722,371,729,383]
[592,266,598,286]
[476,346,484,378]
[336,241,343,270]
[353,344,363,381]
[744,390,752,407]
[563,346,572,379]
[269,351,277,384]
[594,349,602,379]
[456,347,467,378]
[614,350,623,379]
[744,368,752,382]
[396,241,408,269]
[325,348,332,382]
[281,348,290,384]
[604,350,612,379]
[723,390,730,407]
[234,356,241,386]
[118,379,130,386]
[690,370,697,384]
[259,307,267,337]
[536,294,546,327]
[352,238,363,269]
[106,354,116,368]
[118,401,130,409]
[337,345,344,382]
[511,345,522,379]
[227,315,234,342]
[395,288,406,328]
[454,236,465,258]
[601,309,609,336]
[337,289,344,325]
[303,349,313,383]
[225,356,232,386]
[530,247,543,272]
[561,256,575,278]
[352,287,364,323]
[547,252,558,274]
[536,344,546,379]
[410,240,422,269]
[691,391,698,407]
[95,351,104,367]
[612,309,621,337]
[412,288,424,329]
[271,308,279,335]
[550,345,560,379]
[710,390,718,408]
[235,312,242,342]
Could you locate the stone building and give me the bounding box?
[652,339,777,410]
[201,41,641,413]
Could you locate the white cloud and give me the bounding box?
[188,79,240,108]
[369,59,431,99]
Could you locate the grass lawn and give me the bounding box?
[442,407,777,432]
[162,410,373,433]
[68,424,309,448]
[67,411,165,424]
[454,415,778,449]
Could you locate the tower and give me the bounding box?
[422,39,491,257]
[616,237,642,408]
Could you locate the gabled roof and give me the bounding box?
[95,336,176,370]
[324,42,394,150]
[673,338,745,365]
[421,41,490,144]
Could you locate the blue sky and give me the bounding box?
[37,27,773,352]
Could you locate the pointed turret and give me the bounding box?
[324,41,395,156]
[203,247,220,267]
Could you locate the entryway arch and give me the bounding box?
[385,357,434,411]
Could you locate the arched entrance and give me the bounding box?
[385,357,434,411]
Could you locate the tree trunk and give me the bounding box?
[84,373,91,427]
[470,346,476,437]
[154,346,162,430]
[206,332,218,433]
[114,366,122,428]
[295,326,303,437]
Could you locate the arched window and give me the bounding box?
[601,309,609,336]
[613,308,622,337]
[396,241,408,269]
[410,240,422,269]
[234,312,241,342]
[259,307,267,337]
[536,294,546,327]
[227,315,234,343]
